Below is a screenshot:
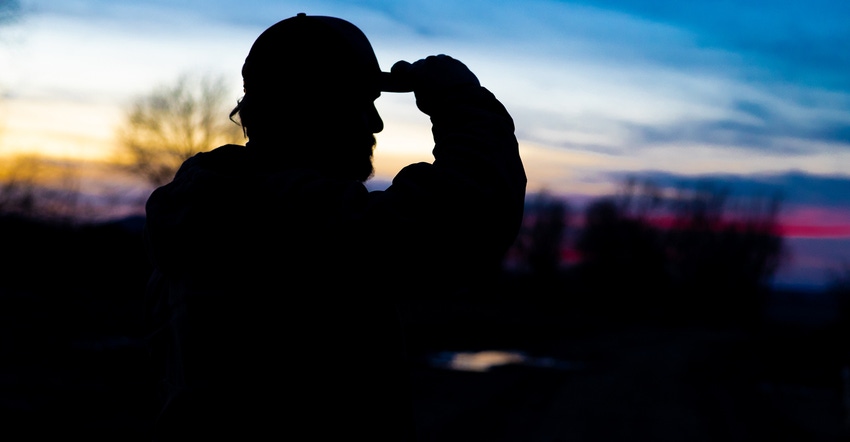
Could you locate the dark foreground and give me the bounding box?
[0,215,848,441]
[2,290,848,441]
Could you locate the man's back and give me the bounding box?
[145,144,416,439]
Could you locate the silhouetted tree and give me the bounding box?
[0,155,36,215]
[115,72,244,187]
[574,176,784,326]
[574,198,668,319]
[525,192,569,277]
[663,180,782,325]
[828,262,850,333]
[0,154,83,222]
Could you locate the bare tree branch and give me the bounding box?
[115,72,244,187]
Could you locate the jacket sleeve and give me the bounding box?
[365,83,527,288]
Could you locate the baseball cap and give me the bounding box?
[241,13,410,97]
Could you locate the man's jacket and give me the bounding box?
[144,84,526,440]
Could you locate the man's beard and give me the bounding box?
[358,136,376,183]
[259,114,377,182]
[332,132,375,183]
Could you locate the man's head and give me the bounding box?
[233,13,388,181]
[242,13,384,98]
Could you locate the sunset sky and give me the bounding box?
[0,0,848,290]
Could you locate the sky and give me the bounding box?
[0,0,848,290]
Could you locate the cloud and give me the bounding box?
[625,99,850,153]
[605,169,850,210]
[493,0,850,158]
[565,0,850,91]
[386,0,850,160]
[514,74,850,156]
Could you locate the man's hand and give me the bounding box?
[389,54,480,95]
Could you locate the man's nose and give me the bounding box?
[368,103,384,133]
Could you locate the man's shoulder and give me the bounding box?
[148,145,254,206]
[184,144,250,170]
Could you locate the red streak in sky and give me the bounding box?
[778,206,850,238]
[777,224,850,238]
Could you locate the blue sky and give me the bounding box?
[0,0,848,289]
[3,0,849,174]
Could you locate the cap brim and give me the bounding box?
[379,71,412,93]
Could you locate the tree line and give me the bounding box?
[510,178,786,327]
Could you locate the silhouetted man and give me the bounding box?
[144,12,526,441]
